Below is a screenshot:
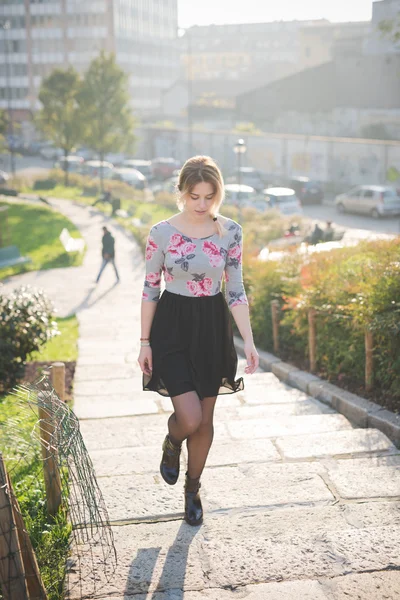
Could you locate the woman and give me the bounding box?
[138,155,259,526]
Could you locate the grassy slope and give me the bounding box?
[0,200,85,279]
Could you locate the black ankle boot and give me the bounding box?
[160,434,182,485]
[184,471,203,526]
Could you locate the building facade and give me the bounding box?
[0,0,179,136]
[364,0,400,54]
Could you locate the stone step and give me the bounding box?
[74,394,159,419]
[65,501,400,599]
[106,571,400,600]
[93,457,400,523]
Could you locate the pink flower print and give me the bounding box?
[171,233,185,247]
[167,235,196,271]
[197,277,213,296]
[202,240,224,267]
[182,241,196,255]
[142,291,149,300]
[228,244,241,260]
[145,236,158,260]
[167,234,190,257]
[186,280,200,295]
[231,297,248,307]
[186,274,213,297]
[145,272,161,288]
[162,265,174,282]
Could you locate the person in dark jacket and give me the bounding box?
[95,226,120,283]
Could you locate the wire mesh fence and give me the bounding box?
[0,368,117,599]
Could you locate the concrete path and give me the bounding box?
[2,197,400,599]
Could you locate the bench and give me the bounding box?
[59,228,85,252]
[0,245,32,269]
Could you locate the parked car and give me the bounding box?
[112,167,147,190]
[39,143,65,161]
[54,155,85,172]
[104,152,126,166]
[151,157,181,180]
[335,185,400,218]
[0,170,9,185]
[123,159,153,180]
[224,184,259,207]
[74,146,94,161]
[263,187,303,215]
[80,160,114,179]
[226,167,265,192]
[288,176,324,204]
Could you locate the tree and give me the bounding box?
[0,109,8,154]
[36,67,84,186]
[79,51,136,191]
[378,11,400,46]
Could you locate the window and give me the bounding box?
[363,190,374,198]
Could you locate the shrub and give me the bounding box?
[0,285,59,393]
[248,237,400,399]
[33,178,57,190]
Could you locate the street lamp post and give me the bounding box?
[0,19,16,177]
[233,138,247,224]
[178,27,193,157]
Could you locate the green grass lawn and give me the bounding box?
[0,200,85,280]
[29,314,79,363]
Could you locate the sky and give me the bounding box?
[178,0,374,28]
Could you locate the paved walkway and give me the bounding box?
[2,197,400,599]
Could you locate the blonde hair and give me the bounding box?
[175,155,228,238]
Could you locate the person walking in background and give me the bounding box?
[137,155,259,526]
[95,226,120,284]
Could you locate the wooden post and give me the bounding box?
[37,393,62,517]
[0,454,29,600]
[365,329,374,392]
[6,470,48,599]
[308,308,317,373]
[271,300,279,354]
[51,362,65,402]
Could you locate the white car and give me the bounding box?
[123,159,153,180]
[112,167,147,190]
[335,185,400,218]
[54,155,84,172]
[224,184,259,207]
[81,160,114,179]
[40,143,64,161]
[263,187,303,215]
[0,170,9,185]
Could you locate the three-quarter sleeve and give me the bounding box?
[142,226,164,302]
[224,224,248,309]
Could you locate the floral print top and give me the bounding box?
[142,218,248,309]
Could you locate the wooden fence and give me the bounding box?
[0,362,66,599]
[270,300,374,391]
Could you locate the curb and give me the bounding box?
[234,336,400,448]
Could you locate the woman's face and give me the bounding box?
[182,181,216,218]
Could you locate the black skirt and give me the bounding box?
[142,289,244,400]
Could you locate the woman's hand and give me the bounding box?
[244,340,259,375]
[138,346,153,376]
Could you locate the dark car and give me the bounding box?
[151,158,181,181]
[288,177,324,205]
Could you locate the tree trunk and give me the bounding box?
[99,151,104,193]
[64,148,69,187]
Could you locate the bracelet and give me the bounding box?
[140,341,151,347]
[140,337,150,341]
